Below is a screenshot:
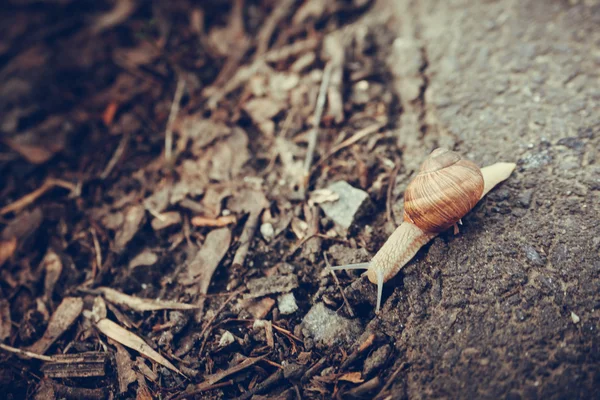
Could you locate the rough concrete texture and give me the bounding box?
[370,0,600,398]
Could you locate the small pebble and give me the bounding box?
[219,331,235,347]
[278,293,299,315]
[260,223,275,242]
[516,190,533,208]
[571,312,580,324]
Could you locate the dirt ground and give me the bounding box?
[0,0,598,399]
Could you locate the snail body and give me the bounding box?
[329,148,516,313]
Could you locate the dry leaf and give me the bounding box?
[308,189,340,207]
[129,250,158,269]
[98,287,199,312]
[0,299,11,341]
[0,237,17,267]
[3,116,70,164]
[95,318,182,375]
[27,297,83,354]
[182,227,232,321]
[338,371,364,383]
[151,211,181,231]
[91,0,138,33]
[114,204,145,252]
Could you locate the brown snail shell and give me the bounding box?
[403,148,484,233]
[328,148,516,314]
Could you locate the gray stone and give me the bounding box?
[301,303,362,347]
[244,275,299,299]
[278,293,298,315]
[523,245,544,266]
[318,181,372,231]
[516,190,533,208]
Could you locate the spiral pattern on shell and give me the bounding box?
[403,148,484,233]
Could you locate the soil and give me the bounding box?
[0,0,598,399]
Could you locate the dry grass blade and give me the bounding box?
[164,77,186,166]
[0,343,56,362]
[302,61,333,192]
[95,318,183,376]
[98,287,199,312]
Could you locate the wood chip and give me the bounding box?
[27,297,84,355]
[338,371,364,383]
[112,340,137,393]
[136,357,159,382]
[95,318,182,375]
[191,215,237,227]
[243,297,276,320]
[41,352,108,378]
[98,287,198,312]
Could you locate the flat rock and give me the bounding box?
[318,181,372,231]
[244,275,299,299]
[301,302,362,347]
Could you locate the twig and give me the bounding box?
[340,333,376,370]
[309,121,386,176]
[255,0,295,57]
[232,369,285,400]
[375,362,409,399]
[324,253,354,317]
[205,37,318,109]
[90,227,102,280]
[169,380,234,400]
[0,343,55,362]
[0,178,77,216]
[164,77,186,166]
[386,161,401,225]
[198,290,243,356]
[323,32,345,124]
[100,132,130,179]
[271,324,303,343]
[347,376,381,397]
[302,61,334,192]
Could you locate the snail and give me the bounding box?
[329,148,516,313]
